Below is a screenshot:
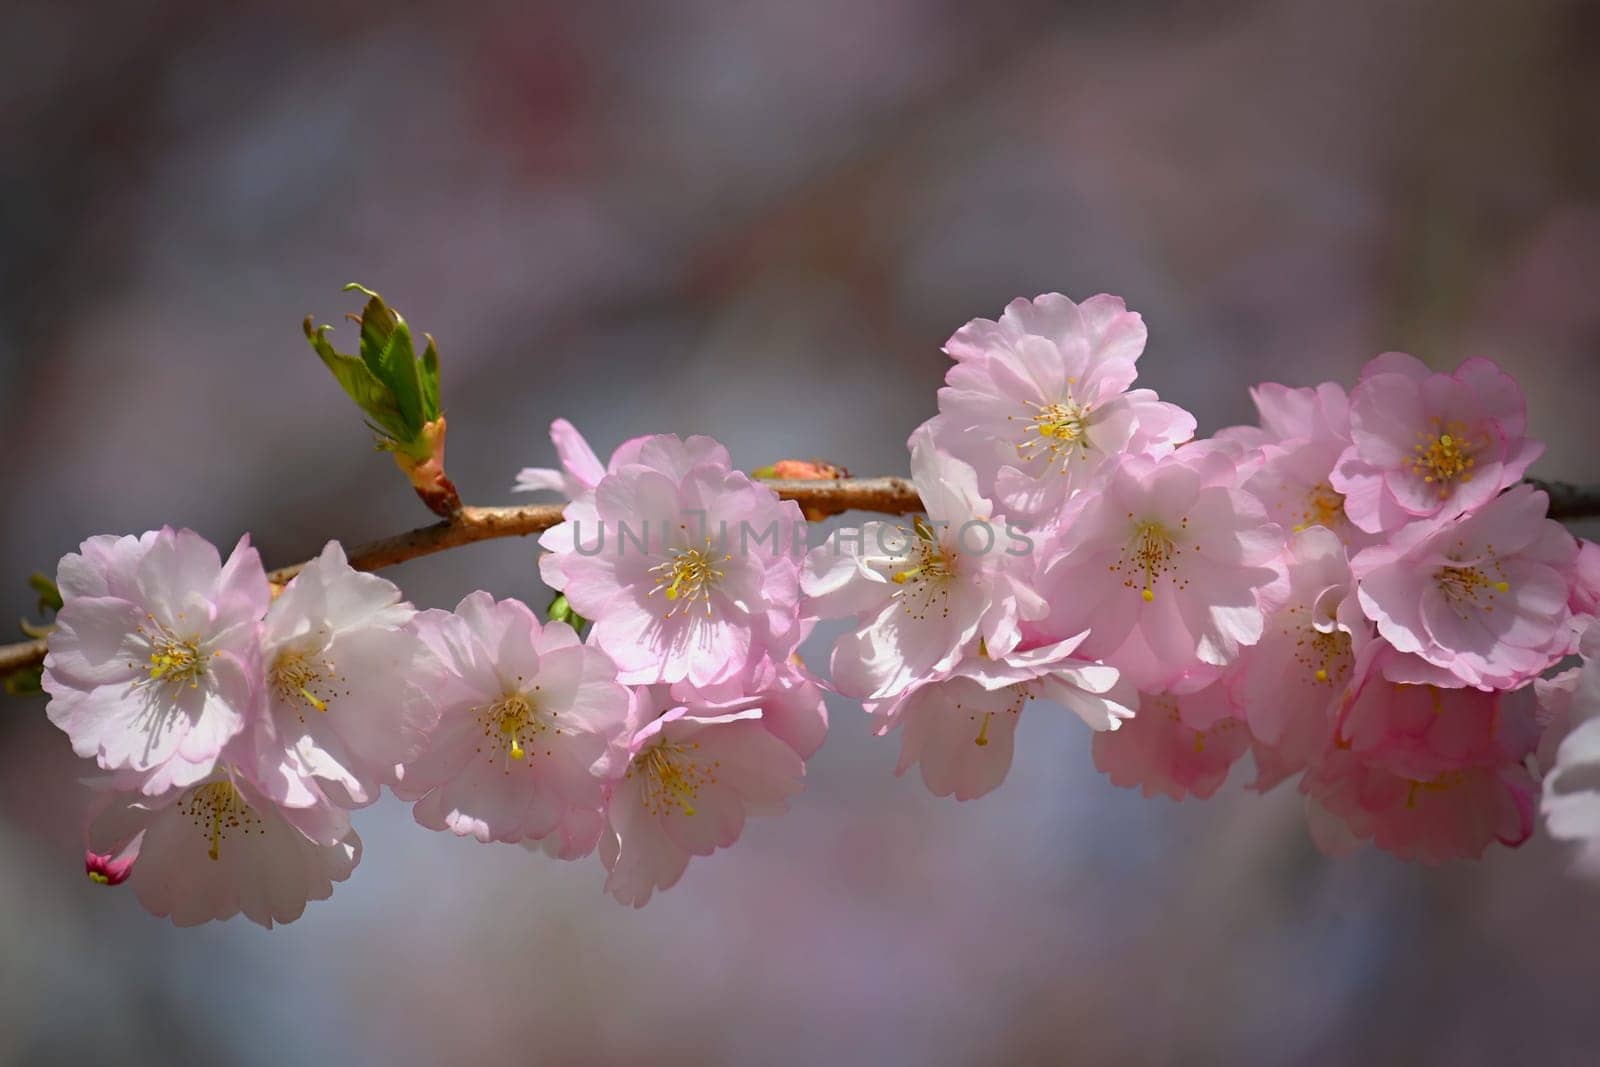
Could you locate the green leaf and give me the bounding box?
[303,318,411,443]
[27,572,61,615]
[308,286,447,463]
[347,285,427,437]
[419,334,442,421]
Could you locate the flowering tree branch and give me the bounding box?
[17,283,1600,923]
[0,475,1592,680]
[0,478,916,677]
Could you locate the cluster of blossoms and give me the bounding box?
[36,289,1600,927]
[45,433,826,922]
[810,293,1597,868]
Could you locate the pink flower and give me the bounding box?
[1353,485,1576,689]
[244,542,435,810]
[927,292,1194,519]
[540,434,806,687]
[396,593,630,848]
[802,430,1044,699]
[1566,538,1600,650]
[1331,352,1544,534]
[1232,382,1371,548]
[513,418,651,499]
[1033,451,1282,692]
[1244,381,1352,448]
[596,687,805,907]
[1091,681,1249,800]
[671,653,830,761]
[83,847,136,887]
[83,770,360,927]
[1302,747,1537,864]
[1230,527,1360,789]
[1334,644,1541,780]
[43,528,269,796]
[865,635,1135,801]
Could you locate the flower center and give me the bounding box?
[1294,482,1347,532]
[891,518,956,621]
[1013,396,1091,472]
[1435,563,1510,615]
[1297,627,1352,685]
[648,542,728,618]
[1405,771,1469,809]
[271,651,331,716]
[1409,418,1482,498]
[956,684,1029,747]
[629,740,717,817]
[477,692,555,765]
[180,780,260,862]
[1117,519,1185,602]
[141,624,208,690]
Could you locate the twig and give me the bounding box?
[1,475,1594,680]
[0,478,918,677]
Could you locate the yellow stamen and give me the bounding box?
[272,651,333,717]
[144,631,206,689]
[179,781,258,863]
[630,742,714,817]
[974,713,992,747]
[648,541,727,618]
[1409,421,1482,499]
[1119,519,1180,602]
[1013,397,1092,472]
[483,693,541,764]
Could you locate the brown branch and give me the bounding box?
[1,474,1594,680]
[0,479,918,677]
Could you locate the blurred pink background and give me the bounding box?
[2,1,1599,1063]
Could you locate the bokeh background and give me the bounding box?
[3,1,1600,1063]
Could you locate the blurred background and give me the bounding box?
[3,1,1599,1063]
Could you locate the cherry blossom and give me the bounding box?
[245,542,435,810]
[926,292,1194,520]
[1302,741,1538,864]
[83,769,361,927]
[671,653,830,761]
[1230,527,1361,789]
[1033,450,1282,692]
[43,527,269,796]
[596,687,805,907]
[513,417,650,500]
[1334,644,1541,782]
[865,635,1135,801]
[540,434,806,687]
[1331,352,1544,534]
[1091,681,1250,800]
[1352,485,1576,690]
[1230,382,1372,548]
[802,429,1043,699]
[395,593,629,848]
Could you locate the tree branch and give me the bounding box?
[1,475,1594,679]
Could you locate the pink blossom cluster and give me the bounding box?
[811,293,1598,865]
[37,289,1600,928]
[44,430,827,921]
